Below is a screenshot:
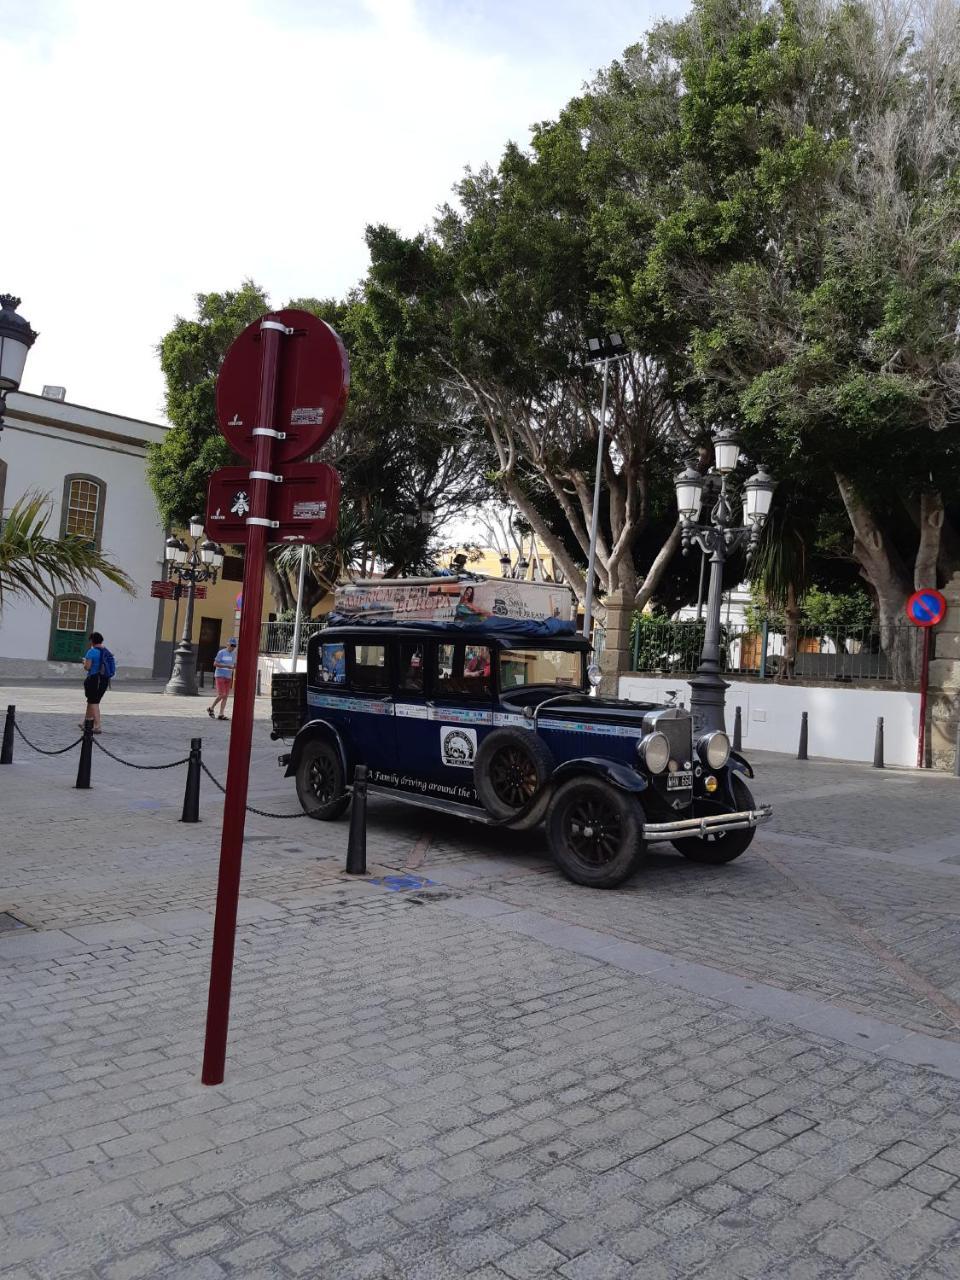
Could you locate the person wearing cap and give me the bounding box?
[208,638,237,721]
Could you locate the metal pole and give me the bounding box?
[873,716,885,769]
[582,356,610,639]
[181,738,202,822]
[166,561,200,696]
[797,711,808,761]
[688,539,728,736]
[76,719,94,788]
[759,618,769,680]
[1,704,14,765]
[346,764,368,874]
[916,627,931,769]
[168,584,182,678]
[733,705,742,752]
[290,544,308,674]
[695,551,707,623]
[202,316,284,1086]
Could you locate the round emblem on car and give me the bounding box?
[442,728,476,767]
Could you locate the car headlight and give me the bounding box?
[638,731,670,775]
[697,731,730,770]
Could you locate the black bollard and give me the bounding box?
[199,667,205,690]
[873,716,884,769]
[797,711,809,761]
[1,704,14,765]
[76,718,94,789]
[733,705,742,753]
[181,737,202,822]
[346,764,368,875]
[256,668,262,698]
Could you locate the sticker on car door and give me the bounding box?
[440,726,477,768]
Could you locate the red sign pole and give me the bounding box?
[201,317,285,1086]
[916,625,932,770]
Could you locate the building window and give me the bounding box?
[61,474,106,546]
[48,595,95,662]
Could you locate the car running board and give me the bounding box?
[365,782,495,825]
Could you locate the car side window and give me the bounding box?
[398,641,425,694]
[435,643,492,701]
[350,643,390,693]
[319,642,346,684]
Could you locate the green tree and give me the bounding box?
[0,493,133,607]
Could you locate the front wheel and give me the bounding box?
[545,777,643,888]
[671,775,757,864]
[295,740,350,820]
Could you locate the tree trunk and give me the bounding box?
[778,582,800,681]
[634,525,682,612]
[265,554,294,614]
[836,474,917,684]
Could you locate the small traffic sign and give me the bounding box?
[905,588,947,628]
[215,309,349,465]
[205,463,340,544]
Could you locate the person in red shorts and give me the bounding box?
[207,638,237,721]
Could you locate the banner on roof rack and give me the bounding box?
[333,577,575,624]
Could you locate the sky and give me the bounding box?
[4,0,689,425]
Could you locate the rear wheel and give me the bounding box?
[474,728,553,826]
[671,775,757,863]
[295,739,350,820]
[545,777,643,888]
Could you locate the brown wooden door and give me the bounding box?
[196,616,222,673]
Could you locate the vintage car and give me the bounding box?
[273,618,771,888]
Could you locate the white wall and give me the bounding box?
[619,674,922,768]
[0,394,167,678]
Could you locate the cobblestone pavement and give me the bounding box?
[1,680,959,1279]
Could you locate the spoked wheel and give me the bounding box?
[295,740,350,820]
[545,777,643,888]
[671,775,757,864]
[474,729,553,827]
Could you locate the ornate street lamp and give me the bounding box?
[674,433,776,734]
[164,517,225,696]
[499,553,511,577]
[0,295,39,437]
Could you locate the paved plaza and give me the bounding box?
[1,679,960,1279]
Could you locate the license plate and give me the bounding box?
[667,771,693,790]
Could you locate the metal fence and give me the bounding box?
[630,619,923,686]
[260,619,327,656]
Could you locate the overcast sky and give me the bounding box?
[5,0,688,424]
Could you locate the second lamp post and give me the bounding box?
[674,430,775,735]
[164,516,225,696]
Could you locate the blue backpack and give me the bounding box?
[100,648,117,679]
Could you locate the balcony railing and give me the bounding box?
[630,619,923,686]
[260,619,326,656]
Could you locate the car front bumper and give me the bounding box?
[642,804,773,844]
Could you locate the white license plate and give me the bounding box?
[667,772,693,790]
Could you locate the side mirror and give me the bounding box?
[587,664,602,688]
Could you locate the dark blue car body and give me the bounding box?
[275,620,771,887]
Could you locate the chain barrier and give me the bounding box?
[12,719,84,756]
[199,760,316,819]
[91,738,191,771]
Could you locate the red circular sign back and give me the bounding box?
[215,309,349,465]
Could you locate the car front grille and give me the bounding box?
[644,709,692,767]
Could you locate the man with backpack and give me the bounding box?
[80,632,116,734]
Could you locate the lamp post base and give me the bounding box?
[166,643,199,696]
[688,670,729,737]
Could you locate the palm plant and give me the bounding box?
[0,492,135,608]
[749,502,808,681]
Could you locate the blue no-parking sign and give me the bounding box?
[905,589,947,628]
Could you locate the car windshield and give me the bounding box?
[500,647,583,690]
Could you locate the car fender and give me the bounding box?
[728,750,754,779]
[551,757,648,794]
[284,719,349,779]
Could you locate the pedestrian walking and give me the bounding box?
[80,632,116,733]
[207,638,237,721]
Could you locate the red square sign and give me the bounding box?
[206,464,340,544]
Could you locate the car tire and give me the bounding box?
[545,776,643,888]
[473,728,554,825]
[295,739,350,820]
[671,775,757,863]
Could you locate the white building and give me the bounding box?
[0,390,168,678]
